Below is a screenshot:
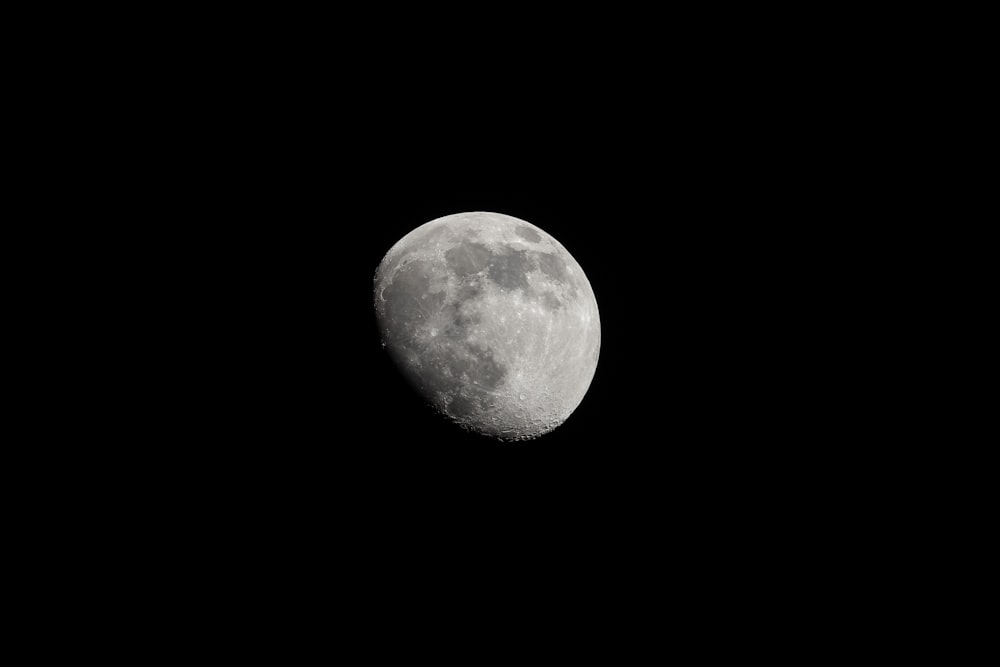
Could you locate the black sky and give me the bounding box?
[126,17,863,594]
[67,10,891,646]
[192,108,838,520]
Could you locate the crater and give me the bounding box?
[515,225,542,243]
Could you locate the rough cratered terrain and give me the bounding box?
[374,212,600,441]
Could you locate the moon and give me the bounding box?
[373,211,600,441]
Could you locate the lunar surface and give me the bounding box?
[373,212,600,441]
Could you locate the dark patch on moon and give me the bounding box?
[382,260,445,343]
[453,343,506,390]
[534,250,578,298]
[487,249,532,291]
[445,241,492,277]
[443,303,481,339]
[447,395,477,418]
[541,292,562,310]
[394,334,508,419]
[420,340,508,419]
[456,283,481,302]
[535,251,569,284]
[515,225,542,243]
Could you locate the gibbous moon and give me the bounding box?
[373,212,600,441]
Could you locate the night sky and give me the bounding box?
[79,9,875,646]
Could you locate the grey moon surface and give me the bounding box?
[373,211,601,441]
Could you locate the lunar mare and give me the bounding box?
[374,211,600,441]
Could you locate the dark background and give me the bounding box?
[143,42,846,520]
[138,106,856,640]
[93,16,876,637]
[5,6,927,653]
[168,98,840,538]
